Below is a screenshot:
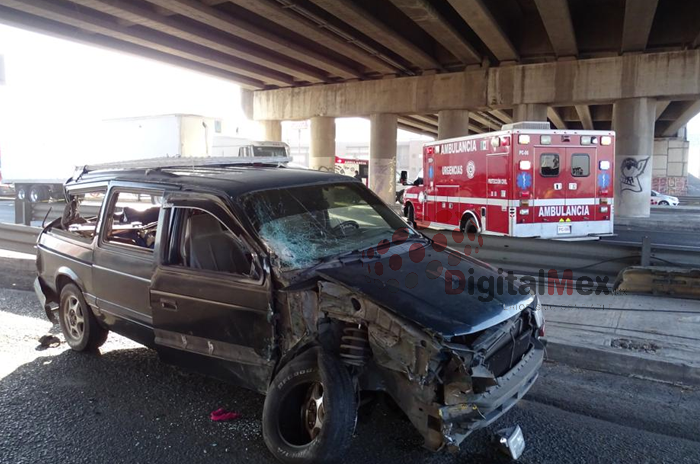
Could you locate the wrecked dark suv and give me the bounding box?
[34,159,545,463]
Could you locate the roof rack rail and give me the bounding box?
[81,155,293,173]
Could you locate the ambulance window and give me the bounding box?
[571,154,590,177]
[540,153,559,177]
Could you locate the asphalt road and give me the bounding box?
[1,272,699,463]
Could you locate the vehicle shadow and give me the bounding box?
[0,344,504,464]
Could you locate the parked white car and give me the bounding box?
[651,190,679,206]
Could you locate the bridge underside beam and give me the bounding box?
[253,50,700,120]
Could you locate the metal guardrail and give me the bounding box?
[0,223,698,283]
[679,195,700,206]
[0,223,41,255]
[424,231,700,283]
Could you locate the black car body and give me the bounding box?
[34,160,544,463]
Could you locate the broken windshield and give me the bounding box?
[242,182,416,270]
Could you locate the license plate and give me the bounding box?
[557,224,572,235]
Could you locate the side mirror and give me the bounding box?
[399,170,408,185]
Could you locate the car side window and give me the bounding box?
[571,154,590,177]
[61,189,107,240]
[166,207,254,277]
[540,153,560,177]
[103,190,162,251]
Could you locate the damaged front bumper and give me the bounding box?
[439,339,545,450]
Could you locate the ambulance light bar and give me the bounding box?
[501,121,551,131]
[601,136,612,145]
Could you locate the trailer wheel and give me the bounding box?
[16,185,27,201]
[29,185,49,203]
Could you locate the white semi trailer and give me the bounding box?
[1,114,288,202]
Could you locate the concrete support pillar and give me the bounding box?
[240,89,254,120]
[514,104,547,122]
[261,120,282,142]
[613,98,656,218]
[369,113,398,204]
[438,109,470,139]
[309,116,335,171]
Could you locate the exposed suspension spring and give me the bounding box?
[339,323,370,367]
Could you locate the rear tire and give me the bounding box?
[659,201,669,206]
[262,349,357,464]
[461,215,479,234]
[58,283,108,351]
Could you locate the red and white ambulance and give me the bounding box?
[402,122,615,239]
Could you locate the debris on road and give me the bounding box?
[210,408,241,422]
[611,338,661,353]
[494,425,526,460]
[37,334,60,348]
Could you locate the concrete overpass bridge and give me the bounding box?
[1,0,699,215]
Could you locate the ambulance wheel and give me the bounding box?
[406,204,416,227]
[461,216,478,234]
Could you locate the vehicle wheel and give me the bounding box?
[29,185,49,203]
[461,215,479,234]
[16,185,27,201]
[58,283,108,351]
[659,201,669,206]
[396,189,404,204]
[406,204,416,227]
[262,349,357,464]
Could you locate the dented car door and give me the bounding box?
[149,192,275,393]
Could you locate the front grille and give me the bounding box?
[485,330,532,377]
[484,311,534,377]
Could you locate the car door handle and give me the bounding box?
[159,298,178,311]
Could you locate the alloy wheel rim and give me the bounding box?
[303,382,325,440]
[64,295,85,341]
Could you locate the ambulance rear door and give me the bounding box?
[565,147,596,223]
[534,146,566,231]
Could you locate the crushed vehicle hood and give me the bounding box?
[317,240,534,338]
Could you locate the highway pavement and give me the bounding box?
[1,262,699,463]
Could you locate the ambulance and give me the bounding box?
[402,122,615,239]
